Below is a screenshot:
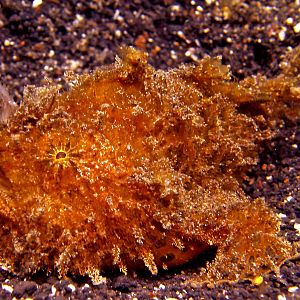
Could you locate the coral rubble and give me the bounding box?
[0,47,299,282]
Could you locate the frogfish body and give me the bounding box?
[0,47,299,282]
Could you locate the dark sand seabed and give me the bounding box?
[0,0,299,299]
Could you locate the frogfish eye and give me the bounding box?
[56,151,67,159]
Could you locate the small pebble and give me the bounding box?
[4,40,11,46]
[293,223,300,233]
[286,17,294,25]
[170,4,181,12]
[253,276,264,285]
[205,0,214,5]
[115,30,122,38]
[50,286,57,296]
[48,50,55,58]
[278,213,287,219]
[293,22,300,33]
[196,5,203,12]
[278,29,286,41]
[32,0,43,8]
[288,286,298,293]
[1,284,13,293]
[67,284,76,293]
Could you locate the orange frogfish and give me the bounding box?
[0,47,299,282]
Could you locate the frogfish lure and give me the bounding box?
[0,47,299,283]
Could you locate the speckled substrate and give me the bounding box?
[0,0,299,299]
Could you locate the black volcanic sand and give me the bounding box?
[0,0,300,299]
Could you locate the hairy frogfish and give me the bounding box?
[0,47,299,283]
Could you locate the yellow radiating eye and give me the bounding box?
[48,142,73,168]
[53,149,69,165]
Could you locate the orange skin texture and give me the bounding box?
[0,47,299,282]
